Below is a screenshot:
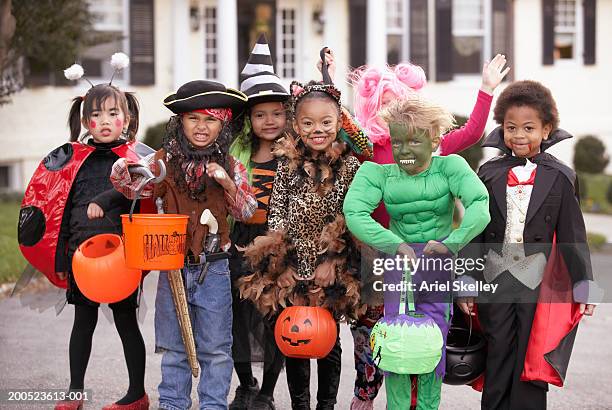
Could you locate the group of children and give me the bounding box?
[19,32,598,410]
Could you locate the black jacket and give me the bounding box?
[461,128,593,286]
[56,139,136,272]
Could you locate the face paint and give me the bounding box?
[90,121,97,129]
[115,119,123,129]
[389,123,433,175]
[502,105,552,158]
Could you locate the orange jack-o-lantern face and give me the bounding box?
[274,306,338,359]
[167,232,180,254]
[281,316,314,346]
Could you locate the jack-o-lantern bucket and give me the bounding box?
[72,234,142,303]
[274,306,337,359]
[121,214,189,270]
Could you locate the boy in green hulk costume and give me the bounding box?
[343,97,490,409]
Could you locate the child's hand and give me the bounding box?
[480,54,510,95]
[206,162,232,187]
[316,48,336,82]
[314,260,336,287]
[397,243,417,269]
[87,203,104,219]
[580,303,596,316]
[458,297,476,316]
[423,240,450,256]
[277,267,298,288]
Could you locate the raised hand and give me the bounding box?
[316,48,336,82]
[480,54,511,95]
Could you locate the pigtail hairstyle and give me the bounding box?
[68,96,84,142]
[124,91,140,140]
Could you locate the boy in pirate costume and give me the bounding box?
[153,80,257,410]
[344,97,490,409]
[458,80,598,410]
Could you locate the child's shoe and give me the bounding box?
[54,400,83,410]
[101,393,149,410]
[229,378,259,410]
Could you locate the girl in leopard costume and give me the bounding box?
[237,79,370,409]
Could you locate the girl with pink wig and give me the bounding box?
[334,53,510,409]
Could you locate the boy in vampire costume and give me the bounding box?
[458,80,599,410]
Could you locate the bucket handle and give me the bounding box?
[127,159,166,221]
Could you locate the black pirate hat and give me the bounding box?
[163,80,248,114]
[240,34,289,105]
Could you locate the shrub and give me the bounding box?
[573,135,609,174]
[141,121,166,150]
[453,115,484,170]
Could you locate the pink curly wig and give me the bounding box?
[350,63,427,144]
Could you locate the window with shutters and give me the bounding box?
[386,0,409,65]
[277,8,297,79]
[452,0,491,75]
[554,0,582,61]
[0,165,9,190]
[204,7,218,79]
[84,0,129,83]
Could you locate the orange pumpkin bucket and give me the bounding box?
[274,306,338,359]
[72,234,142,303]
[121,214,189,270]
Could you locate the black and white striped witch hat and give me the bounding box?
[240,33,289,105]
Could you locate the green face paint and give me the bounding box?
[389,123,433,175]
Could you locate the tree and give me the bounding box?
[573,135,610,174]
[0,0,21,104]
[1,0,116,104]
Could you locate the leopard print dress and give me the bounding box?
[268,155,360,278]
[238,144,363,320]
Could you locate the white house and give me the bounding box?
[0,0,610,192]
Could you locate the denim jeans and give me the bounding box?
[155,259,233,410]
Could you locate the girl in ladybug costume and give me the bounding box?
[18,55,150,410]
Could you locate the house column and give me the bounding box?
[366,0,387,65]
[172,0,191,90]
[217,0,239,87]
[323,0,349,96]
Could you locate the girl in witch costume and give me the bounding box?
[322,51,510,409]
[227,34,289,410]
[344,96,490,410]
[17,54,150,410]
[237,77,367,409]
[153,80,257,410]
[457,80,598,410]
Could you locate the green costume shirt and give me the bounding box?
[343,154,490,255]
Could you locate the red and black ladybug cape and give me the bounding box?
[18,140,155,289]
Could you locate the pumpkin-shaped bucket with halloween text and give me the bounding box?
[72,234,142,303]
[121,214,189,270]
[274,306,337,359]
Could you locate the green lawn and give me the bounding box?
[580,173,612,215]
[0,201,26,283]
